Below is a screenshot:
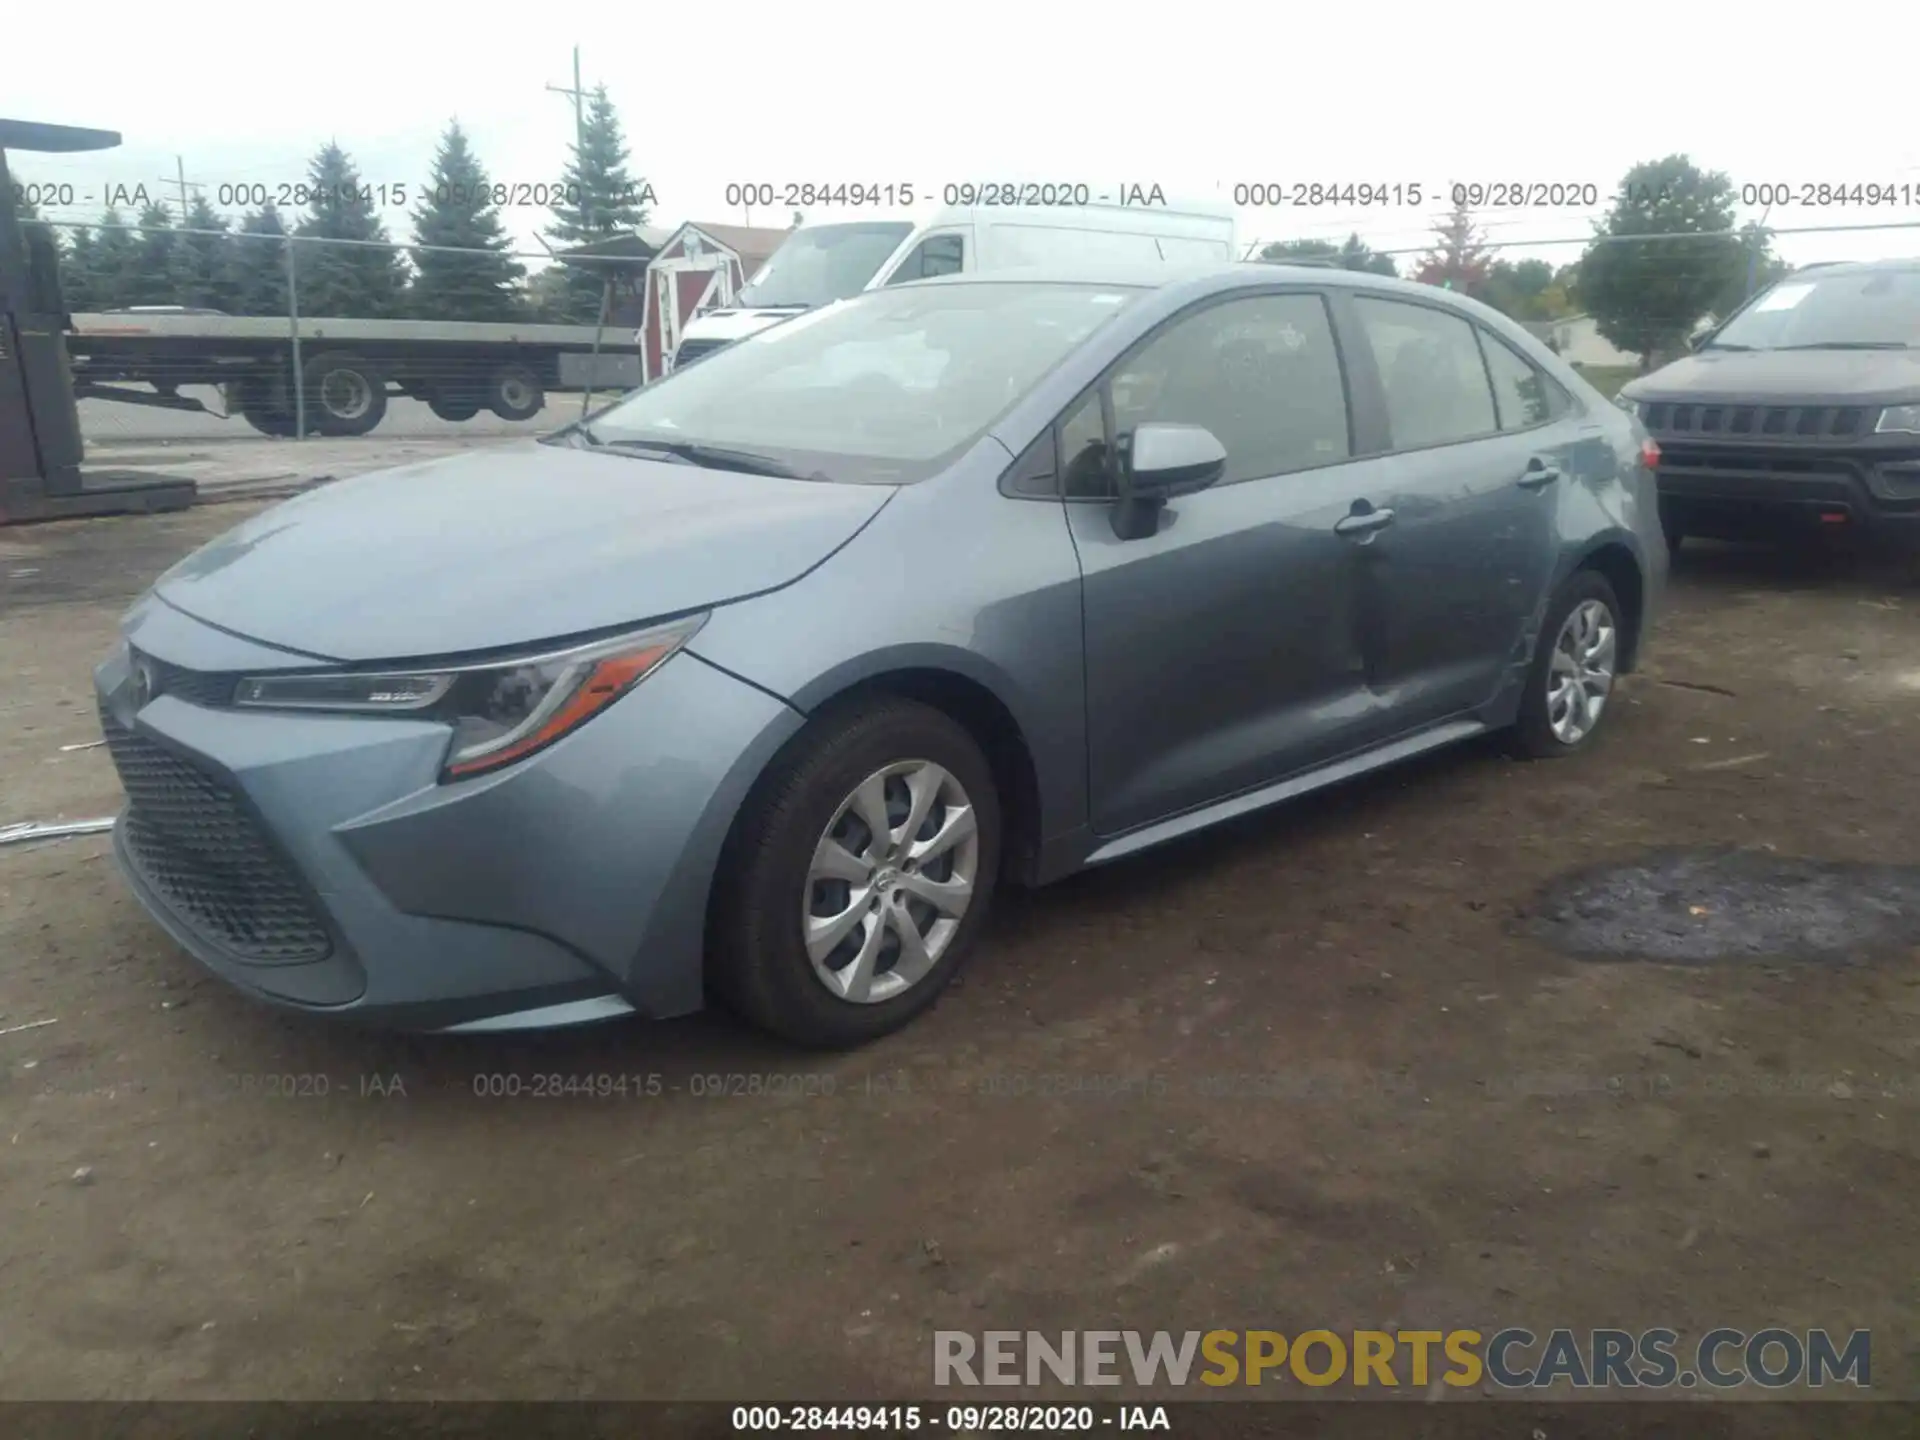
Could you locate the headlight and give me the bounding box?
[1612,392,1639,416]
[235,614,707,781]
[1876,404,1920,435]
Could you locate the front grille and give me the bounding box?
[133,650,237,708]
[1643,402,1867,439]
[102,710,332,964]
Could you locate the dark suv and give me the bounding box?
[1621,259,1920,552]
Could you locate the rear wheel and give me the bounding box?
[709,699,1001,1048]
[486,363,544,422]
[1509,570,1624,760]
[301,352,388,436]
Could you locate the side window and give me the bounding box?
[1067,293,1349,495]
[1059,391,1108,499]
[1353,297,1499,449]
[1479,330,1570,431]
[884,234,965,285]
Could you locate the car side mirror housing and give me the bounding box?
[1111,423,1226,540]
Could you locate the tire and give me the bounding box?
[486,363,544,422]
[239,405,300,438]
[427,393,482,422]
[227,377,300,437]
[301,352,388,437]
[708,699,1002,1048]
[1659,504,1686,554]
[1508,569,1626,760]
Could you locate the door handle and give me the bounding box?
[1334,507,1396,537]
[1518,458,1563,490]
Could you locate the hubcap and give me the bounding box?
[320,370,372,420]
[803,759,979,1004]
[499,376,535,410]
[1546,597,1617,745]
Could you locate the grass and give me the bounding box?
[1574,364,1640,400]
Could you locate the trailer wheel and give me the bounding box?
[486,363,545,422]
[240,407,301,438]
[302,352,388,436]
[427,391,483,422]
[229,377,302,437]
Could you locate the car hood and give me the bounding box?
[152,442,893,662]
[1625,348,1920,407]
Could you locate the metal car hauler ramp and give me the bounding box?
[0,118,195,524]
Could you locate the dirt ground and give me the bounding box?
[3,502,1919,1406]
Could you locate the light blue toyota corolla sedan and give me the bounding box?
[95,265,1666,1045]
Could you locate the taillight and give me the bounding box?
[1640,438,1661,469]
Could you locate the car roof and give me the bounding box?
[887,262,1435,296]
[1788,257,1920,277]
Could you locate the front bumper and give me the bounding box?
[93,610,803,1031]
[1653,444,1920,547]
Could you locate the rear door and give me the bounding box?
[1341,295,1567,729]
[1059,288,1400,835]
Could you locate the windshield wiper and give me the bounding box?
[1697,341,1754,351]
[602,438,817,479]
[1776,340,1914,351]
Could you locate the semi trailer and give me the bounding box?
[65,307,644,437]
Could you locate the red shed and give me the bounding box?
[638,221,790,382]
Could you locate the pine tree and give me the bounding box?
[293,142,407,318]
[124,201,178,306]
[408,121,525,321]
[171,196,236,311]
[1337,233,1397,278]
[1414,202,1492,294]
[545,85,650,321]
[91,208,138,310]
[228,205,290,317]
[63,226,101,313]
[13,185,69,317]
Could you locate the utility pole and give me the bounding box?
[158,155,201,222]
[546,46,592,235]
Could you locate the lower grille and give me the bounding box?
[102,712,332,964]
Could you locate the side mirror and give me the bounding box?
[1112,423,1225,540]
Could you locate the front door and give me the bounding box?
[1063,290,1391,837]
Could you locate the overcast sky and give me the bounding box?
[11,1,1920,277]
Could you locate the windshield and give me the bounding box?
[582,281,1143,483]
[1710,269,1920,350]
[734,223,915,308]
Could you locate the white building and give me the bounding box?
[1526,314,1641,369]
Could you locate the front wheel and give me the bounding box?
[709,699,1001,1048]
[1509,570,1625,759]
